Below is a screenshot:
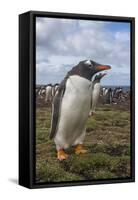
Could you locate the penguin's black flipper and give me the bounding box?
[49,77,68,139]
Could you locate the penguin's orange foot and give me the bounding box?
[74,144,87,154]
[57,149,68,161]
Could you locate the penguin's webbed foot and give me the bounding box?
[57,149,68,161]
[74,144,87,154]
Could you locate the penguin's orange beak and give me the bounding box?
[96,65,111,71]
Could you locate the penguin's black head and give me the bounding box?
[82,60,111,75]
[68,60,111,81]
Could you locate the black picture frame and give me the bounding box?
[19,10,135,189]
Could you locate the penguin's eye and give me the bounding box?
[89,63,93,67]
[88,63,93,68]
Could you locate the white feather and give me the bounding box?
[85,60,91,65]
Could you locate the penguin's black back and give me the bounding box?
[49,76,68,139]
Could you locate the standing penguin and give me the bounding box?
[49,60,111,160]
[105,88,113,104]
[89,73,106,117]
[52,83,59,97]
[45,84,53,102]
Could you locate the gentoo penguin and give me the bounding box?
[89,73,106,116]
[37,86,45,99]
[45,84,53,102]
[49,60,111,160]
[117,87,123,100]
[105,88,113,104]
[101,87,106,96]
[54,83,59,91]
[52,83,59,97]
[41,86,47,98]
[103,88,108,96]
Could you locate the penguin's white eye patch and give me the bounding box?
[85,60,92,66]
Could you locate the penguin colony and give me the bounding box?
[36,83,59,102]
[36,82,129,105]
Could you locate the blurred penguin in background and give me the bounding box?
[104,88,113,104]
[89,73,106,116]
[45,84,53,102]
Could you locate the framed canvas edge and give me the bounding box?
[19,10,135,189]
[29,10,135,21]
[19,12,32,188]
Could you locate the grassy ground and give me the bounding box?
[35,101,131,183]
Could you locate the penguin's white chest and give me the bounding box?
[91,82,100,112]
[92,83,101,100]
[54,75,92,149]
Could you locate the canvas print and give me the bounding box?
[35,17,131,183]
